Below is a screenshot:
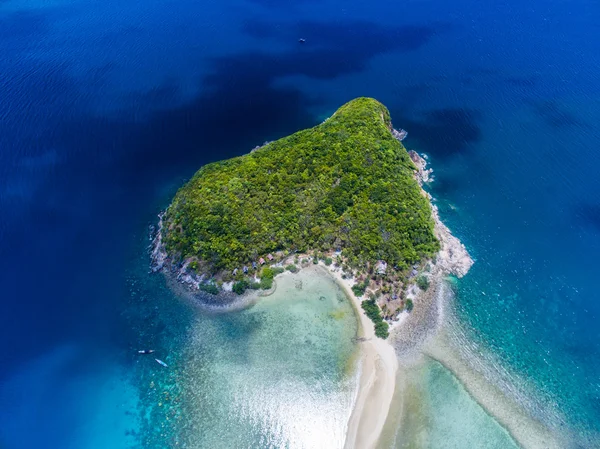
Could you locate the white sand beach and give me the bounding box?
[317,267,399,449]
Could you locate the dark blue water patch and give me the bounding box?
[0,9,50,43]
[242,19,450,55]
[0,38,323,374]
[526,99,585,129]
[503,75,539,88]
[391,107,483,158]
[573,203,600,231]
[464,67,499,77]
[243,0,318,8]
[65,77,317,181]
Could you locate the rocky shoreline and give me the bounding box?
[150,214,255,310]
[408,150,473,278]
[389,151,473,360]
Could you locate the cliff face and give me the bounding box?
[159,98,439,278]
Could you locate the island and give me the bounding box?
[151,97,476,449]
[151,98,457,336]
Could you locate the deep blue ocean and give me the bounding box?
[1,0,599,447]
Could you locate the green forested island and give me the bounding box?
[161,98,439,280]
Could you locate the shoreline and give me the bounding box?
[324,266,398,449]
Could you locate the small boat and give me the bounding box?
[155,359,168,367]
[138,349,155,354]
[298,38,306,43]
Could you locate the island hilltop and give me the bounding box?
[153,97,454,337]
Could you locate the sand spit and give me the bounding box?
[426,314,568,449]
[325,267,398,449]
[390,273,568,449]
[387,152,569,449]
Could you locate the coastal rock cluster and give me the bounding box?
[408,150,474,278]
[390,151,473,361]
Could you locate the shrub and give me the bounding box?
[405,298,414,312]
[361,299,381,321]
[416,275,430,291]
[260,277,273,290]
[352,285,366,297]
[286,264,298,273]
[199,283,219,295]
[324,257,333,266]
[351,278,370,297]
[313,257,318,264]
[361,299,389,339]
[249,282,261,290]
[374,321,389,339]
[272,267,285,275]
[232,280,249,295]
[261,267,275,279]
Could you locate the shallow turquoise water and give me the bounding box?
[422,361,517,449]
[128,266,360,448]
[387,360,518,449]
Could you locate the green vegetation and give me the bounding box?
[405,298,414,312]
[351,279,370,297]
[361,299,389,339]
[162,98,438,275]
[261,267,275,279]
[198,283,219,295]
[232,280,249,295]
[286,264,298,273]
[416,275,430,291]
[374,321,389,339]
[259,277,273,290]
[324,257,333,266]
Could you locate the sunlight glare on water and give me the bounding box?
[176,267,360,449]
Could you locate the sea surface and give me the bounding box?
[1,0,600,447]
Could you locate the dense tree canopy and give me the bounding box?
[162,98,439,273]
